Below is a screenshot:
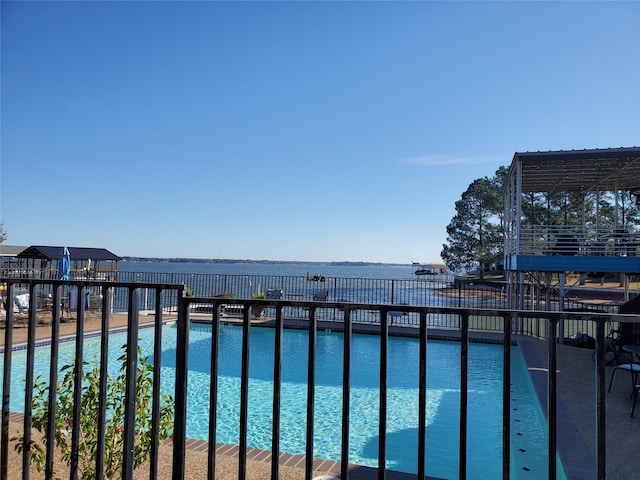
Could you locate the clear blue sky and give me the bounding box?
[1,1,638,264]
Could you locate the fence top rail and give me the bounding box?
[2,267,457,284]
[185,296,639,324]
[0,277,185,291]
[4,277,637,324]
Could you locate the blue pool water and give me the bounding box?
[2,324,565,479]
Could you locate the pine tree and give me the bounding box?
[441,168,505,278]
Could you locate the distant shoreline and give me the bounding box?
[120,257,406,267]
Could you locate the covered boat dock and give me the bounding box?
[3,245,121,279]
[503,146,640,315]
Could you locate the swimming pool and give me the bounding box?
[2,323,565,479]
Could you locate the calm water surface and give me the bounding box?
[119,260,418,280]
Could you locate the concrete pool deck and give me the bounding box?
[2,312,638,479]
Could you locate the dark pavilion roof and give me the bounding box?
[509,146,640,194]
[16,246,121,262]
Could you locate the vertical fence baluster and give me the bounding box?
[459,313,469,479]
[238,303,251,480]
[378,309,389,479]
[502,314,512,479]
[45,284,63,478]
[21,283,38,479]
[122,287,140,480]
[0,283,15,480]
[547,317,558,480]
[207,300,221,477]
[69,282,86,479]
[305,307,317,480]
[595,318,606,480]
[418,311,427,478]
[271,305,284,480]
[172,289,189,480]
[340,308,352,480]
[417,311,427,480]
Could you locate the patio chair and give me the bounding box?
[312,290,329,302]
[632,384,640,417]
[595,325,637,365]
[388,310,409,326]
[266,289,283,300]
[213,292,243,317]
[10,293,30,326]
[264,289,283,316]
[608,361,640,399]
[301,290,329,319]
[14,293,29,314]
[608,336,640,409]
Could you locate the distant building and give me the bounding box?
[0,244,28,262]
[1,245,121,279]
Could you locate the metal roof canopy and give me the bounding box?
[509,146,640,194]
[17,245,121,262]
[0,245,28,257]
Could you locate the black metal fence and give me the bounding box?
[0,277,628,479]
[107,272,618,333]
[127,272,623,345]
[1,266,622,321]
[114,271,505,310]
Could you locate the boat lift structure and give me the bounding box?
[503,147,640,336]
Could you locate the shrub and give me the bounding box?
[13,345,174,480]
[251,292,266,317]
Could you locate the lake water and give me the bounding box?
[119,259,420,280]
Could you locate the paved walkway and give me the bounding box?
[523,339,638,480]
